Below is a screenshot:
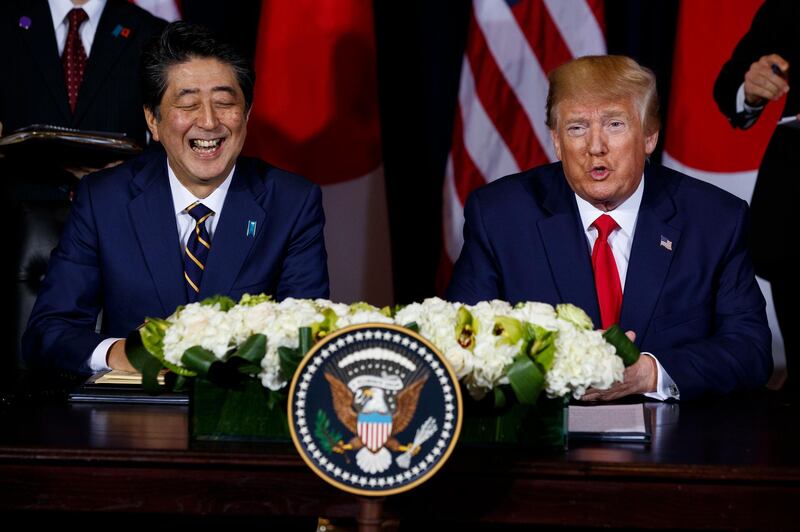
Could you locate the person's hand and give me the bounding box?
[580,330,657,401]
[744,54,790,107]
[106,339,137,372]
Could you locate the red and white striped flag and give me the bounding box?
[440,0,606,287]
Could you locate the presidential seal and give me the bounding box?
[288,323,463,496]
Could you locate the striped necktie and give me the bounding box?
[184,202,213,302]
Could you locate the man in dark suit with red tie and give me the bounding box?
[0,0,166,145]
[447,55,772,401]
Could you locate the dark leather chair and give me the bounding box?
[12,201,71,371]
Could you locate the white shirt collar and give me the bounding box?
[49,0,106,29]
[167,163,234,219]
[575,174,645,240]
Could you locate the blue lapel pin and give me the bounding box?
[660,235,673,251]
[246,220,257,237]
[19,16,32,29]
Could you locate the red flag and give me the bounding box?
[244,0,392,305]
[662,0,784,380]
[439,0,606,290]
[663,0,781,199]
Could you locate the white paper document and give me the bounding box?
[568,403,649,441]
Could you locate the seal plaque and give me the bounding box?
[288,323,463,496]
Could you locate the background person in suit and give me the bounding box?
[447,55,772,401]
[22,22,330,374]
[713,0,798,389]
[1,0,166,145]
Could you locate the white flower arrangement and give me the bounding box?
[137,294,628,404]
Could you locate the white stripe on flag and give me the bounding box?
[473,0,556,162]
[543,0,606,58]
[458,57,520,182]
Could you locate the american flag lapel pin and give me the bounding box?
[660,235,673,251]
[246,220,257,237]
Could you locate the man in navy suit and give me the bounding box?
[447,55,771,401]
[23,22,329,374]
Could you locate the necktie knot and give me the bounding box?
[592,213,619,241]
[186,201,213,222]
[67,8,88,28]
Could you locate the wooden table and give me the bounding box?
[0,388,797,530]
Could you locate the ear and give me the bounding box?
[550,129,563,161]
[144,106,160,142]
[644,130,659,156]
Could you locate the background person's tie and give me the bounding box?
[184,202,214,302]
[591,214,622,329]
[62,8,88,114]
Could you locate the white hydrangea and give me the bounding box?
[466,300,520,398]
[510,301,559,330]
[545,321,624,399]
[162,303,235,365]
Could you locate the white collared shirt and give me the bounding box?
[574,175,679,400]
[89,162,235,372]
[49,0,107,57]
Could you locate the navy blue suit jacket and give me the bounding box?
[23,149,329,373]
[446,162,772,400]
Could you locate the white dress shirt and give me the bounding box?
[89,163,235,371]
[574,176,680,400]
[48,0,107,57]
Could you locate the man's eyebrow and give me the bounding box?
[174,86,237,97]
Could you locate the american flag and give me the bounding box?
[440,0,606,286]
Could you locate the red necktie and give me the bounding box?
[62,8,89,114]
[591,214,622,329]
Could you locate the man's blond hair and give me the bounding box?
[545,55,660,135]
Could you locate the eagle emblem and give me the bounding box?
[324,368,430,473]
[288,324,462,496]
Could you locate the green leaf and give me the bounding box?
[181,346,218,375]
[265,389,285,410]
[603,325,640,366]
[198,295,236,311]
[493,386,507,409]
[299,327,313,356]
[278,345,303,382]
[238,293,273,306]
[126,329,165,395]
[232,334,267,365]
[139,318,169,360]
[529,325,557,372]
[139,355,165,395]
[506,354,545,405]
[403,321,420,333]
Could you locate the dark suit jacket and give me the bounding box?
[714,0,800,278]
[446,162,772,400]
[22,149,330,373]
[0,0,166,144]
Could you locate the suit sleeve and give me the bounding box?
[655,203,773,400]
[714,0,789,127]
[275,184,330,300]
[21,178,108,374]
[445,190,502,304]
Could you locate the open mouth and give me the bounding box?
[190,137,225,154]
[590,166,609,179]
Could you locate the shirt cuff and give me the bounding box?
[89,337,123,372]
[642,352,680,401]
[736,83,763,128]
